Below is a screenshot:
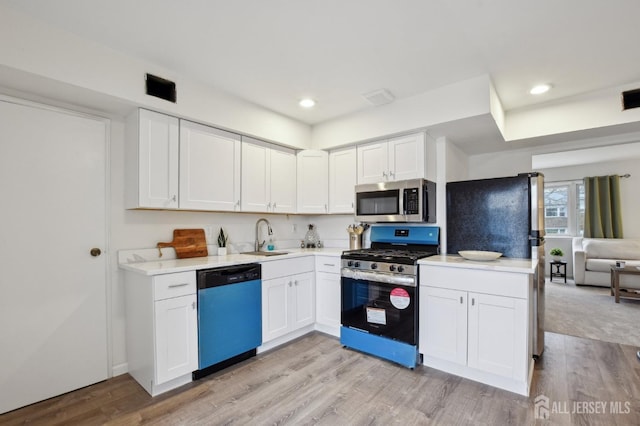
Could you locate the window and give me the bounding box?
[544,181,584,236]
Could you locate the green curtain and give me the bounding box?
[584,175,623,238]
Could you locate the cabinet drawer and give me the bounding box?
[315,256,341,274]
[153,271,197,301]
[262,256,314,280]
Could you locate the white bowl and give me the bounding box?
[458,250,502,261]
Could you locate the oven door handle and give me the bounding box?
[341,268,416,287]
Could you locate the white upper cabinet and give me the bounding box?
[357,132,425,184]
[297,150,329,214]
[329,147,356,213]
[179,120,241,211]
[126,109,179,209]
[241,137,296,213]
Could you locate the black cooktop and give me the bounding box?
[342,247,438,265]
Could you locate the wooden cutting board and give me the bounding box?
[157,229,208,258]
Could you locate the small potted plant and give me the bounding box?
[549,248,564,261]
[217,228,228,256]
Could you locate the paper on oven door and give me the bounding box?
[366,307,386,325]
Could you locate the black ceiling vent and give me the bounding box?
[146,73,176,103]
[622,88,640,110]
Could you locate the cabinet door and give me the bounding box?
[297,150,328,213]
[292,272,315,329]
[388,133,425,181]
[357,141,388,184]
[241,140,270,212]
[179,120,241,211]
[154,294,198,385]
[329,147,356,213]
[262,277,291,342]
[138,109,179,208]
[420,286,467,366]
[270,147,297,213]
[467,292,528,379]
[315,271,341,335]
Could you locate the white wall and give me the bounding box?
[0,4,311,149]
[311,75,495,150]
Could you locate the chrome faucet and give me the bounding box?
[255,218,273,251]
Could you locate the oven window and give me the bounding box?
[341,276,416,344]
[356,190,400,215]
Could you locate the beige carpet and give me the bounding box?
[545,279,640,348]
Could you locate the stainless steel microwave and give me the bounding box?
[354,178,436,223]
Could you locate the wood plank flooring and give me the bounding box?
[2,332,639,425]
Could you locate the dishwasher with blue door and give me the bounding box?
[193,263,262,380]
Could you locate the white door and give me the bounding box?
[357,141,388,184]
[467,292,527,379]
[388,133,425,181]
[297,150,328,213]
[262,277,291,342]
[270,147,297,213]
[0,98,108,414]
[292,272,315,329]
[241,140,270,212]
[154,294,198,384]
[179,120,241,211]
[329,147,356,213]
[137,109,179,208]
[420,286,468,365]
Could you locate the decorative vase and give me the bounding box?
[217,247,227,256]
[551,255,562,262]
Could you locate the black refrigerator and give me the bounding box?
[446,172,545,357]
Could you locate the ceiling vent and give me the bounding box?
[146,73,177,103]
[362,89,395,106]
[622,88,640,110]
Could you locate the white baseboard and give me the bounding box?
[112,362,128,377]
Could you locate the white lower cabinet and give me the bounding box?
[261,257,315,346]
[314,256,341,337]
[419,264,533,396]
[124,271,198,396]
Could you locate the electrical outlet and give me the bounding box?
[204,226,213,242]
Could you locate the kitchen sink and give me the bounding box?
[241,251,289,257]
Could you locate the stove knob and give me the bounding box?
[371,263,378,270]
[347,261,354,267]
[397,265,405,273]
[389,265,396,272]
[354,261,360,268]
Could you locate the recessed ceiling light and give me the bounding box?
[299,98,316,108]
[530,84,552,95]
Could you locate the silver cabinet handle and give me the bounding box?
[288,281,292,287]
[235,200,240,210]
[192,301,196,309]
[382,171,387,178]
[169,283,189,288]
[171,195,177,202]
[460,296,463,304]
[323,263,335,267]
[325,204,328,212]
[273,202,277,209]
[472,298,475,306]
[294,280,298,286]
[389,171,395,178]
[351,202,354,208]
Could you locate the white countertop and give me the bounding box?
[418,255,536,274]
[119,247,344,276]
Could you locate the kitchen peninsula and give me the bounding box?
[418,255,537,396]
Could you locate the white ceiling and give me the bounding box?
[3,0,640,127]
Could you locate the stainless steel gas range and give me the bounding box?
[340,225,439,368]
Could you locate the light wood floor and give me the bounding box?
[2,332,639,425]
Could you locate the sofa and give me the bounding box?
[573,237,640,287]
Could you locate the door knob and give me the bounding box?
[90,248,102,257]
